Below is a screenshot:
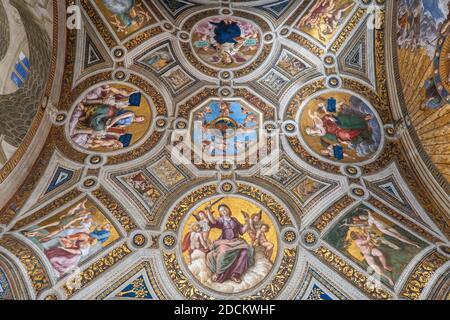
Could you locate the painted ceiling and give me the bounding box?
[0,0,449,300]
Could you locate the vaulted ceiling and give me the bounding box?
[0,0,448,300]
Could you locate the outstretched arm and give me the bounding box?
[58,247,81,255]
[107,113,134,128]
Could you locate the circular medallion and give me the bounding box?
[82,178,96,188]
[283,230,297,244]
[132,233,147,248]
[299,92,383,164]
[163,234,176,249]
[180,196,279,294]
[67,84,153,153]
[191,16,262,69]
[89,155,103,165]
[56,113,67,123]
[220,181,234,193]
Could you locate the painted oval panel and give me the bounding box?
[299,92,382,164]
[68,84,152,152]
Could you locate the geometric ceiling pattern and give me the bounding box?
[0,0,448,301]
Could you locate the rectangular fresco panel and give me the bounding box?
[323,205,426,287]
[94,0,157,40]
[22,199,120,278]
[297,0,355,45]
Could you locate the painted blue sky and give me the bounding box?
[423,0,447,20]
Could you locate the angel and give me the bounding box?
[298,0,334,29]
[350,231,394,286]
[254,224,274,261]
[355,209,420,248]
[104,0,151,34]
[197,19,255,66]
[244,113,257,126]
[182,223,210,264]
[242,210,263,242]
[305,110,327,137]
[24,200,95,241]
[319,3,355,39]
[298,0,353,41]
[192,211,211,243]
[203,105,213,115]
[219,102,232,117]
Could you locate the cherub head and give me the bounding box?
[191,223,201,233]
[260,224,269,233]
[251,210,262,223]
[198,211,207,220]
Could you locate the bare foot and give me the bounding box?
[231,276,242,284]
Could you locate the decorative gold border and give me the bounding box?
[400,250,447,300]
[180,9,273,78]
[91,187,138,232]
[165,184,218,232]
[63,243,132,298]
[329,7,366,54]
[165,182,293,232]
[0,235,51,295]
[312,195,356,232]
[287,32,324,57]
[80,0,117,49]
[313,246,392,299]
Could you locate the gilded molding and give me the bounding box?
[400,250,447,300]
[312,195,356,232]
[313,246,392,300]
[0,235,51,295]
[91,187,138,233]
[329,7,366,54]
[63,243,132,298]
